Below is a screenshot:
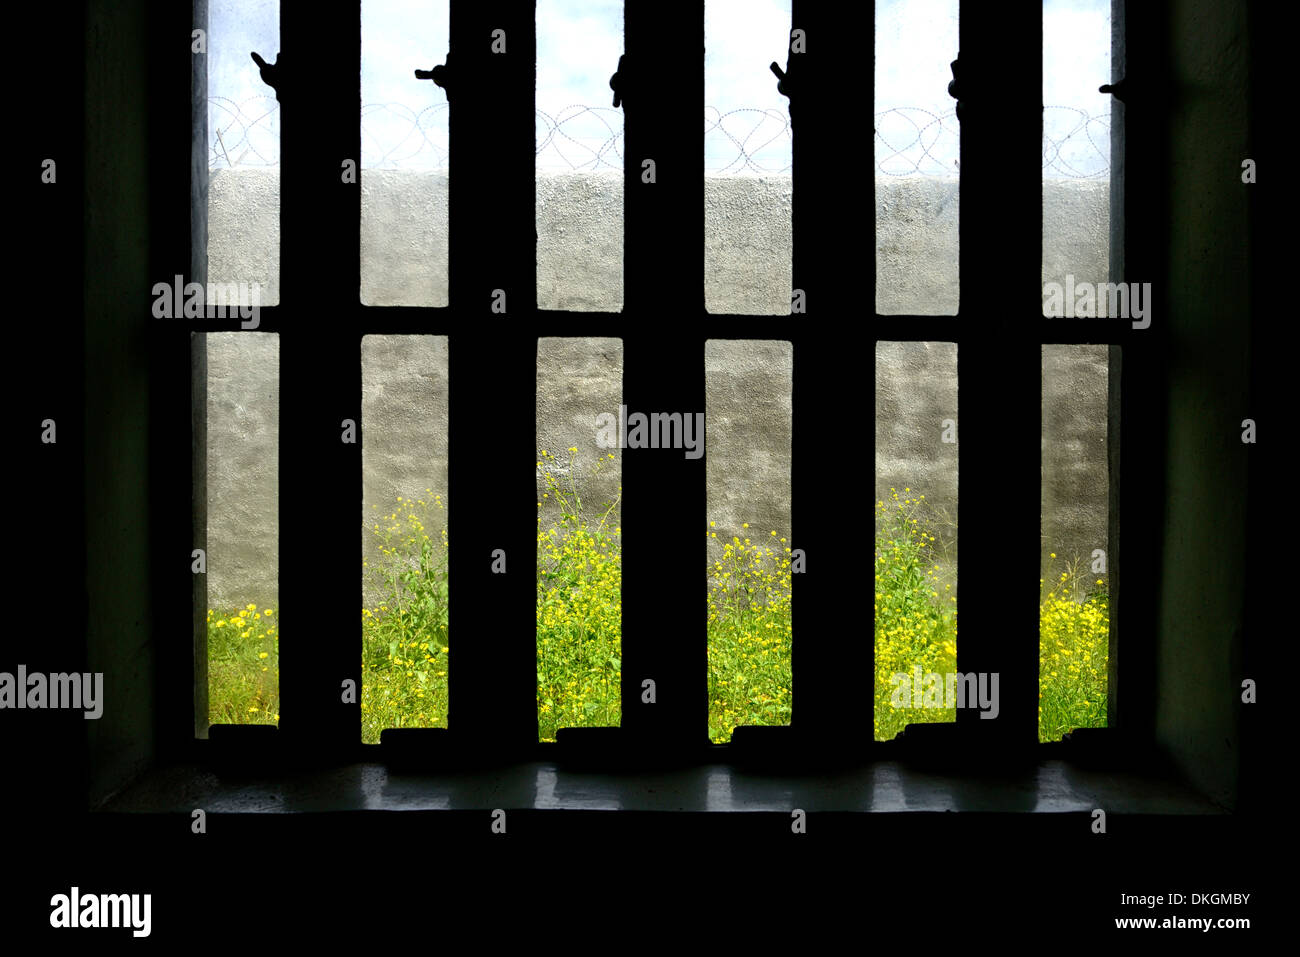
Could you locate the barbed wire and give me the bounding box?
[876,104,1111,177]
[208,95,281,169]
[704,106,791,174]
[208,97,1110,178]
[875,106,958,176]
[362,101,449,168]
[1040,106,1111,179]
[536,104,623,170]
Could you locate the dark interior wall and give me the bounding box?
[1150,0,1254,808]
[83,0,158,806]
[7,4,88,825]
[69,0,1259,809]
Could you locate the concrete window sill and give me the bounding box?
[99,759,1224,816]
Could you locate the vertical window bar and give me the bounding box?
[620,3,706,748]
[950,2,1040,749]
[443,2,538,754]
[275,9,362,755]
[1105,0,1126,734]
[1109,0,1167,741]
[191,0,212,745]
[786,0,868,751]
[146,0,199,757]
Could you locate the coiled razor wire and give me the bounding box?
[208,97,1108,178]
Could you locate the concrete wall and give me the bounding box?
[83,0,158,808]
[876,177,1111,315]
[206,333,279,612]
[705,339,793,571]
[206,170,1110,613]
[208,168,280,305]
[1154,0,1253,808]
[1042,344,1110,579]
[875,341,960,586]
[360,335,450,609]
[535,337,624,547]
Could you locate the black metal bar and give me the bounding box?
[1108,0,1170,742]
[1105,0,1126,736]
[147,0,199,762]
[787,0,869,753]
[951,2,1041,752]
[191,0,211,743]
[443,2,538,756]
[275,7,362,759]
[619,3,706,750]
[10,1,88,814]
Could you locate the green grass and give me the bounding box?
[206,482,1106,745]
[874,490,958,741]
[871,488,1109,742]
[207,603,279,726]
[536,449,622,741]
[360,491,449,742]
[1038,555,1109,741]
[706,523,793,742]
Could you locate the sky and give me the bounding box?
[875,0,1111,178]
[208,0,1109,178]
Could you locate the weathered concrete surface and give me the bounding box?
[873,341,1111,597]
[877,176,960,315]
[875,341,961,590]
[360,335,450,609]
[876,176,1109,315]
[207,168,280,305]
[536,338,625,541]
[1042,344,1110,578]
[206,332,279,611]
[705,340,793,566]
[361,171,449,307]
[538,173,624,313]
[705,176,792,315]
[205,171,1110,611]
[1042,179,1110,295]
[214,170,794,313]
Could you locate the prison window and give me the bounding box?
[183,3,1135,766]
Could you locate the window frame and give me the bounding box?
[174,0,1156,772]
